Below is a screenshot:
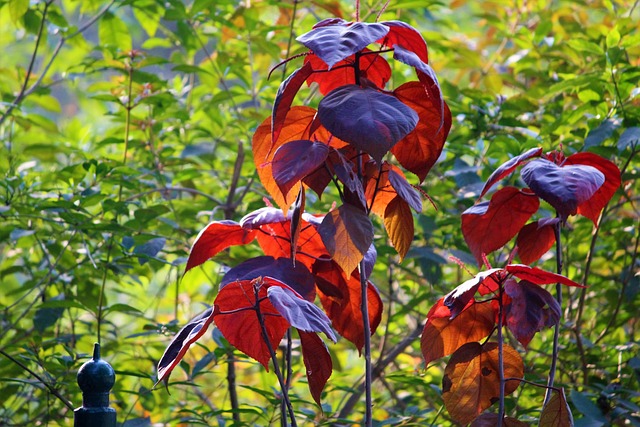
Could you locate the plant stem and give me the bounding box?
[359,257,373,427]
[227,350,240,423]
[544,220,563,405]
[254,285,297,427]
[497,279,505,427]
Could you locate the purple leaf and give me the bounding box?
[272,62,314,145]
[299,331,333,406]
[443,269,502,318]
[296,21,389,69]
[267,285,337,342]
[240,207,288,229]
[272,140,330,199]
[332,148,367,208]
[504,279,561,348]
[521,159,605,219]
[480,147,543,198]
[221,256,316,301]
[318,85,419,163]
[363,243,377,279]
[156,307,216,384]
[388,169,422,213]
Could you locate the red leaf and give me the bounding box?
[156,307,216,384]
[185,221,257,273]
[296,21,390,69]
[272,140,330,198]
[318,203,374,275]
[421,299,495,365]
[480,147,543,198]
[379,20,429,63]
[383,196,414,260]
[521,158,605,219]
[505,264,584,287]
[504,279,561,348]
[299,331,333,406]
[462,187,540,266]
[220,256,316,302]
[313,261,382,351]
[443,268,503,318]
[516,219,558,264]
[272,62,314,145]
[304,49,391,95]
[318,85,419,163]
[393,81,452,182]
[442,342,523,425]
[267,285,336,342]
[214,278,290,369]
[565,152,621,224]
[290,187,305,262]
[540,388,574,427]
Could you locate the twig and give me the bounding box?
[544,220,563,405]
[359,258,373,427]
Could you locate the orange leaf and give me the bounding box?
[421,299,495,365]
[383,196,414,260]
[185,221,257,273]
[540,388,574,427]
[442,342,523,425]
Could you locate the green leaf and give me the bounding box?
[133,237,166,265]
[9,0,29,25]
[133,2,162,37]
[99,11,132,52]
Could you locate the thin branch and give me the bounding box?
[359,257,373,427]
[544,220,563,405]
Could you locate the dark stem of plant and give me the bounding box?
[254,285,297,427]
[227,350,240,423]
[281,329,293,427]
[497,279,506,427]
[359,257,373,427]
[544,219,563,405]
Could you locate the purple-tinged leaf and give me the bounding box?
[521,158,604,219]
[362,244,377,280]
[156,307,216,384]
[267,285,337,342]
[462,187,540,266]
[313,17,348,29]
[272,62,314,146]
[379,21,428,63]
[480,147,543,198]
[388,169,422,212]
[272,140,330,199]
[505,264,583,288]
[186,221,257,273]
[504,279,561,348]
[220,256,316,301]
[332,148,367,208]
[299,331,333,406]
[290,186,305,263]
[318,203,374,275]
[392,44,443,131]
[240,207,288,229]
[297,21,389,69]
[443,269,502,318]
[318,85,418,163]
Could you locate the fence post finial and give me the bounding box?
[74,342,117,427]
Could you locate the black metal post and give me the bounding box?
[74,343,117,427]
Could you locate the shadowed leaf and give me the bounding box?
[540,388,574,427]
[388,169,422,212]
[185,221,257,273]
[299,331,333,406]
[442,342,523,425]
[318,203,374,275]
[521,158,604,220]
[384,196,414,260]
[421,299,495,365]
[157,307,216,384]
[504,279,561,348]
[443,269,502,318]
[318,85,419,163]
[462,187,540,266]
[297,21,389,69]
[272,62,314,145]
[470,413,529,426]
[272,140,330,199]
[480,147,543,198]
[516,219,558,264]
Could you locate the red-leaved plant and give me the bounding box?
[422,147,620,425]
[157,9,450,426]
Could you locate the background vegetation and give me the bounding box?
[0,0,638,425]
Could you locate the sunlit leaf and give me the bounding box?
[272,62,314,144]
[442,342,523,425]
[480,147,543,198]
[421,298,495,365]
[504,279,561,348]
[267,286,336,342]
[443,269,502,317]
[462,187,540,266]
[318,203,374,275]
[296,21,390,69]
[157,307,216,384]
[379,21,429,62]
[299,331,333,406]
[505,264,583,288]
[521,159,604,220]
[388,169,422,212]
[318,85,419,163]
[185,221,257,273]
[540,388,574,427]
[516,219,558,264]
[290,187,305,263]
[240,207,288,229]
[384,196,414,260]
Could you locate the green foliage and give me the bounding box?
[0,0,638,426]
